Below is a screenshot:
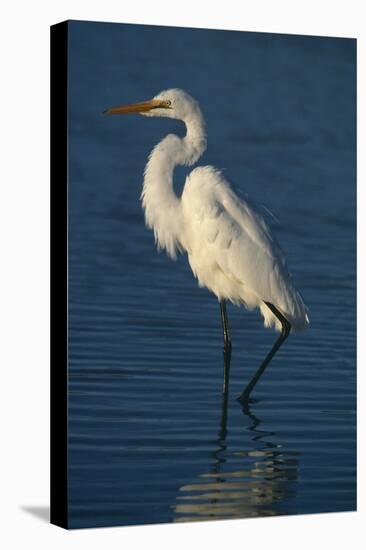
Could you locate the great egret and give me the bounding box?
[104,88,309,400]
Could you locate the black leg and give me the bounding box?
[237,302,291,403]
[222,338,231,397]
[219,357,230,440]
[220,300,231,393]
[220,300,231,350]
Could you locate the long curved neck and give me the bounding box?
[141,112,206,258]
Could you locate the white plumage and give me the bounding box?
[136,88,308,333]
[182,166,308,332]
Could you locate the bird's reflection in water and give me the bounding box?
[173,352,299,523]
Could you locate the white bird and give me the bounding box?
[104,88,309,400]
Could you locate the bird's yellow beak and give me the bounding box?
[103,98,171,115]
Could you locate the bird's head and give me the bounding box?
[104,88,201,122]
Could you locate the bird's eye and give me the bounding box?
[165,100,172,107]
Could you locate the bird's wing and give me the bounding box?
[182,166,292,305]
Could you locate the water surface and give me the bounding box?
[67,21,356,529]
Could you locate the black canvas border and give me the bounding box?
[50,20,69,529]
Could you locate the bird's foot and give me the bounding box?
[236,389,255,406]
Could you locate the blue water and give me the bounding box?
[67,21,356,529]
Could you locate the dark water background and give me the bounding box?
[67,21,356,529]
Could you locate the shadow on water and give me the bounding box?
[173,352,300,522]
